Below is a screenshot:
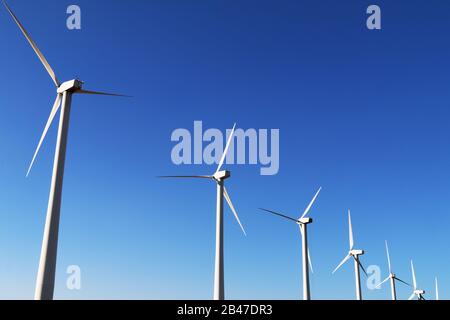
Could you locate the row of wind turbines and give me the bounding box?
[261,189,439,301]
[2,0,442,301]
[161,123,436,301]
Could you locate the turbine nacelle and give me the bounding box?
[415,289,425,295]
[350,249,364,256]
[213,170,231,181]
[57,79,83,94]
[297,217,313,225]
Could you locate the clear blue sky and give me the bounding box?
[0,0,449,300]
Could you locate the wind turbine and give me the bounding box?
[332,210,367,300]
[2,0,128,300]
[259,187,322,300]
[408,260,425,300]
[376,241,410,300]
[159,123,246,300]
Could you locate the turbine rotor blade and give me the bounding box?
[394,277,411,287]
[75,89,131,97]
[332,254,351,274]
[376,276,390,289]
[215,123,236,174]
[436,277,439,300]
[408,293,416,300]
[411,260,417,290]
[300,187,322,220]
[385,240,392,273]
[157,175,213,179]
[307,249,314,273]
[356,258,368,277]
[26,94,62,177]
[348,210,354,250]
[259,208,298,223]
[2,0,60,87]
[298,224,314,273]
[223,186,246,236]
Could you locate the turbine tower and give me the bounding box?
[259,187,322,300]
[2,0,128,300]
[159,124,246,300]
[376,241,410,300]
[408,260,425,300]
[332,210,367,300]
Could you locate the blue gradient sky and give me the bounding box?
[0,0,449,300]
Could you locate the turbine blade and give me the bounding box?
[300,187,322,220]
[408,293,416,300]
[259,208,298,223]
[223,186,246,236]
[215,123,236,174]
[332,254,351,274]
[357,258,368,277]
[348,210,354,250]
[75,89,131,97]
[308,248,314,274]
[298,224,314,273]
[376,276,390,289]
[436,277,439,300]
[385,240,392,273]
[157,175,213,179]
[26,94,62,177]
[394,277,411,287]
[411,260,417,290]
[2,0,59,87]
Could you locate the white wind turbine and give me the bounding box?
[332,210,367,300]
[2,0,128,300]
[259,187,322,300]
[409,260,425,300]
[159,123,246,300]
[376,241,410,300]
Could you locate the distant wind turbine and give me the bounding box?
[376,241,410,300]
[332,210,367,300]
[2,0,128,300]
[408,260,425,300]
[159,123,246,300]
[259,187,322,300]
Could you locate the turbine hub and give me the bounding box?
[298,217,313,224]
[350,249,364,256]
[213,170,230,181]
[415,289,425,295]
[57,79,82,94]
